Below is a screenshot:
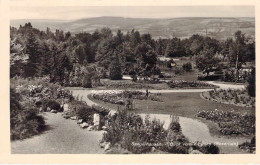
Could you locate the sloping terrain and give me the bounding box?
[11,17,255,40]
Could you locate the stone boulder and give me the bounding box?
[70,116,77,120]
[77,119,83,124]
[50,109,57,113]
[80,122,89,129]
[104,142,111,151]
[86,125,94,131]
[189,150,203,154]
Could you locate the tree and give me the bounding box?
[195,48,220,75]
[164,38,185,57]
[130,29,141,48]
[39,42,53,76]
[247,67,255,97]
[24,31,41,77]
[228,31,247,68]
[109,54,122,80]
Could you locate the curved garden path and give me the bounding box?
[205,81,245,90]
[11,112,105,154]
[71,84,249,154]
[11,81,248,154]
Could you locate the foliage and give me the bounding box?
[92,90,162,106]
[10,23,254,86]
[41,99,61,112]
[109,55,122,80]
[103,110,219,154]
[238,136,256,153]
[167,80,217,89]
[195,48,220,75]
[247,67,255,97]
[203,89,255,107]
[10,88,46,140]
[197,109,255,136]
[102,80,154,89]
[182,62,192,72]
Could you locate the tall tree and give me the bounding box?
[24,31,41,77]
[109,54,122,80]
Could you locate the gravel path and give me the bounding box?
[205,81,245,90]
[11,112,105,154]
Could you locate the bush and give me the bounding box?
[103,110,219,154]
[182,62,192,72]
[10,88,46,140]
[42,99,61,112]
[76,105,94,123]
[103,110,168,153]
[239,136,256,153]
[82,76,92,88]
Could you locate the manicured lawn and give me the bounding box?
[89,92,254,137]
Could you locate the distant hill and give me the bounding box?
[11,16,255,40]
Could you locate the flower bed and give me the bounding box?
[101,110,219,154]
[202,89,255,108]
[167,80,217,89]
[92,90,163,105]
[197,109,255,136]
[102,80,154,89]
[11,77,74,106]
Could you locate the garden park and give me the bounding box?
[10,23,255,154]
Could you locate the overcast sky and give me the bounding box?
[10,6,255,20]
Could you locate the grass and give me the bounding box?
[89,92,254,137]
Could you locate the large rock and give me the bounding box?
[70,116,77,120]
[77,119,83,124]
[102,126,108,130]
[50,109,57,113]
[93,113,100,126]
[80,122,89,128]
[63,103,69,111]
[104,142,111,151]
[189,150,203,154]
[63,114,70,119]
[86,125,94,131]
[100,142,108,148]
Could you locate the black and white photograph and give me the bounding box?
[9,5,255,155]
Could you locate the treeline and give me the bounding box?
[10,22,255,86]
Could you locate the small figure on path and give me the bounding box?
[146,88,149,98]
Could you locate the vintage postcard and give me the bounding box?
[0,0,259,164]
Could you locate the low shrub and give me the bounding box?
[239,136,256,153]
[182,62,192,72]
[103,109,220,154]
[42,99,61,112]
